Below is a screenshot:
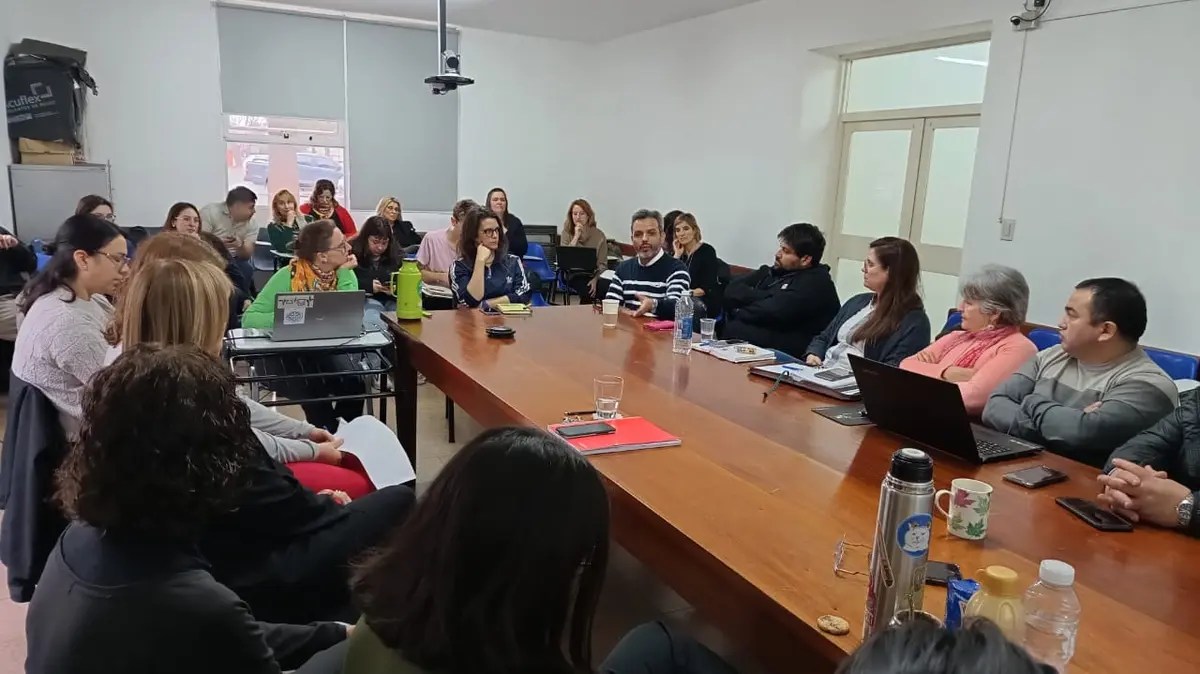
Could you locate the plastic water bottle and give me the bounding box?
[672,293,694,355]
[1022,560,1081,673]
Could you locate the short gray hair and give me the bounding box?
[630,209,662,231]
[960,264,1029,327]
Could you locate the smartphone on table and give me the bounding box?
[1004,465,1068,489]
[555,422,616,440]
[814,368,853,382]
[924,560,962,586]
[1056,497,1134,532]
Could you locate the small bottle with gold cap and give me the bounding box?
[963,565,1026,641]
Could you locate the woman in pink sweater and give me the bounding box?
[901,265,1038,416]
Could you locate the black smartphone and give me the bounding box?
[1004,465,1069,489]
[555,422,616,440]
[924,560,962,586]
[1055,497,1134,532]
[814,368,853,382]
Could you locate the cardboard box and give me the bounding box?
[18,138,75,165]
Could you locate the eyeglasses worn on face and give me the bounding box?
[480,228,501,237]
[323,241,351,253]
[174,216,200,225]
[97,251,131,268]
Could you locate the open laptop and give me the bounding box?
[556,245,599,273]
[268,291,366,341]
[848,354,1042,464]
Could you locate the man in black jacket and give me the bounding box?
[721,223,840,357]
[1098,390,1200,537]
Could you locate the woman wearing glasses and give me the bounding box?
[242,220,365,430]
[162,201,203,236]
[75,195,115,222]
[11,214,128,438]
[451,206,531,308]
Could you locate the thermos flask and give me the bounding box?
[863,447,935,637]
[392,257,423,320]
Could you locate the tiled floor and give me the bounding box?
[0,385,760,673]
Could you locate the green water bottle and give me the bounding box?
[393,257,423,320]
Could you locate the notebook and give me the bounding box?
[492,302,532,315]
[749,362,861,401]
[548,417,682,455]
[694,340,776,364]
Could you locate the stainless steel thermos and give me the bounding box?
[863,448,935,637]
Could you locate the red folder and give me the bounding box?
[548,417,682,455]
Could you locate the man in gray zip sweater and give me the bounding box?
[982,278,1177,468]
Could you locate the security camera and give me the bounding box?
[1010,15,1022,26]
[426,49,474,95]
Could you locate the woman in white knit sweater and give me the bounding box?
[12,215,129,438]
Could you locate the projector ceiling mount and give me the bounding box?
[425,0,474,94]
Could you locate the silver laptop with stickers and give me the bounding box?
[268,291,366,341]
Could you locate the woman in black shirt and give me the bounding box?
[376,196,421,252]
[486,187,528,257]
[672,212,725,312]
[26,344,346,674]
[350,216,403,328]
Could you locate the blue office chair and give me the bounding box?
[1145,347,1199,380]
[522,243,557,304]
[530,291,550,308]
[941,310,963,335]
[1027,328,1062,351]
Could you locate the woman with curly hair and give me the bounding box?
[25,344,348,674]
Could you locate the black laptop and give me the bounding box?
[848,354,1043,464]
[556,245,599,273]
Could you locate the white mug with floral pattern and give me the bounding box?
[935,478,993,541]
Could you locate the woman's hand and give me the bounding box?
[805,354,823,367]
[318,489,351,506]
[673,238,685,258]
[942,366,976,383]
[915,349,938,364]
[315,437,345,464]
[476,244,494,266]
[341,253,358,270]
[372,279,386,294]
[284,208,296,226]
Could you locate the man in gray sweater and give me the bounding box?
[982,278,1177,468]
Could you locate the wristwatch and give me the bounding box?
[1177,493,1196,529]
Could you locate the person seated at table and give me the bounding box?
[75,194,115,221]
[605,209,691,319]
[0,225,37,392]
[302,179,357,237]
[901,265,1036,415]
[1098,390,1200,537]
[806,236,928,370]
[267,189,309,254]
[417,198,472,289]
[376,196,420,251]
[351,216,403,326]
[296,427,737,674]
[161,201,202,236]
[836,619,1046,674]
[451,206,531,308]
[486,187,527,257]
[25,344,348,674]
[672,212,728,311]
[243,220,366,431]
[662,209,683,254]
[722,223,839,358]
[200,187,259,284]
[983,278,1177,468]
[12,215,128,438]
[561,198,608,303]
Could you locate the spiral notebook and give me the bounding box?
[548,417,681,455]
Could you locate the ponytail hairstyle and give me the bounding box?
[852,236,924,344]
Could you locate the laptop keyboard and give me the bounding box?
[975,439,1010,458]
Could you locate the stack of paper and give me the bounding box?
[694,340,777,364]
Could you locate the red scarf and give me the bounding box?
[941,326,1018,369]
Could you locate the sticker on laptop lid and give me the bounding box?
[277,294,314,326]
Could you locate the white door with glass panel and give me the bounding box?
[829,116,979,330]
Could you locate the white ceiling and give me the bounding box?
[281,0,762,42]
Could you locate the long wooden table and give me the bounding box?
[384,307,1200,673]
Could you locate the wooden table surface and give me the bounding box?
[385,307,1200,674]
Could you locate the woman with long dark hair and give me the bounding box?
[301,179,357,236]
[485,187,528,257]
[805,236,930,369]
[298,427,736,674]
[25,344,348,674]
[162,201,202,236]
[75,195,114,221]
[451,207,531,308]
[12,215,128,436]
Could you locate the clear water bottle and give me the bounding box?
[1022,560,1081,673]
[672,293,694,355]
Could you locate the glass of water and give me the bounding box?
[594,375,624,420]
[699,318,716,343]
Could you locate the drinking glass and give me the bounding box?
[594,375,624,420]
[699,318,716,342]
[602,299,620,328]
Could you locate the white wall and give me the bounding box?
[457,28,597,228]
[8,0,227,230]
[586,0,992,268]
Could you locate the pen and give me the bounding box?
[564,409,597,417]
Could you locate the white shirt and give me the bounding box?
[824,302,874,371]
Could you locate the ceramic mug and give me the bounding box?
[935,478,993,541]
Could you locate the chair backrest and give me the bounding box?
[942,310,963,334]
[524,242,546,260]
[1027,328,1062,351]
[1145,347,1199,380]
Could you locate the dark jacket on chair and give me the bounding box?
[805,292,931,367]
[1106,390,1200,538]
[722,264,840,358]
[0,226,37,296]
[0,373,69,601]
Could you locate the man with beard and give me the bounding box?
[606,209,691,318]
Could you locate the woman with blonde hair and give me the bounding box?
[561,198,607,302]
[376,196,420,250]
[267,189,310,254]
[671,212,726,308]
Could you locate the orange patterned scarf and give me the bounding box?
[290,258,338,292]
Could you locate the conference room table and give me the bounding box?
[383,307,1200,674]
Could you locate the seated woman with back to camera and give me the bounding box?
[450,206,531,308]
[805,236,930,370]
[901,264,1037,416]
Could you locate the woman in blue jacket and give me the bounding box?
[805,236,930,368]
[451,207,531,308]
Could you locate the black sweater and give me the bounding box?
[26,523,346,674]
[722,264,840,358]
[502,213,528,258]
[0,227,37,296]
[354,254,402,303]
[390,220,421,249]
[678,243,724,311]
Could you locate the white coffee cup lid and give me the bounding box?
[1039,559,1075,586]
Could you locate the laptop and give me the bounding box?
[556,245,599,273]
[847,354,1042,464]
[268,291,366,341]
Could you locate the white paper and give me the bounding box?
[335,416,416,488]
